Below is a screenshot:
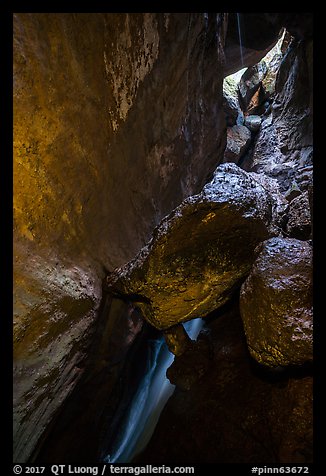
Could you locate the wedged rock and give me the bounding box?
[105,163,280,330]
[238,61,268,111]
[246,85,266,115]
[261,30,292,99]
[137,300,313,464]
[224,125,251,163]
[240,237,312,367]
[223,75,241,126]
[295,165,313,193]
[284,181,302,202]
[244,114,262,132]
[286,192,311,240]
[249,172,288,234]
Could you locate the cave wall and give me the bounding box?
[13,12,228,462]
[13,12,311,463]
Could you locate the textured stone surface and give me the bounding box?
[163,324,192,356]
[238,62,268,111]
[240,237,312,367]
[286,192,312,240]
[224,125,251,163]
[13,12,228,462]
[261,30,292,100]
[223,13,313,77]
[136,301,313,464]
[13,12,313,464]
[105,163,280,330]
[244,115,262,132]
[246,40,313,192]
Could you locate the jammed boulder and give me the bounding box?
[224,125,251,163]
[137,299,313,464]
[238,62,268,111]
[247,40,313,192]
[106,163,280,330]
[261,30,292,100]
[244,115,262,132]
[223,75,241,126]
[240,237,313,368]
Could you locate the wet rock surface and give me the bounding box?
[238,62,268,111]
[136,300,313,464]
[105,163,279,330]
[240,238,312,368]
[223,75,241,126]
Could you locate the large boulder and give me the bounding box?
[261,30,292,100]
[286,192,312,240]
[240,237,313,367]
[13,12,228,462]
[105,163,280,330]
[224,125,251,163]
[238,62,268,111]
[223,75,241,126]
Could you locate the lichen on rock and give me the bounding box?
[106,163,282,330]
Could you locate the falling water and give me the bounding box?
[105,318,204,463]
[236,13,244,66]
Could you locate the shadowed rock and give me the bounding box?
[240,237,312,367]
[244,115,262,132]
[224,125,251,163]
[238,62,268,111]
[105,163,282,330]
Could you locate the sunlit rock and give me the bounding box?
[223,75,241,126]
[106,163,281,330]
[244,114,262,132]
[163,324,192,356]
[238,62,268,111]
[240,237,313,367]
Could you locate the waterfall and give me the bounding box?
[236,13,244,66]
[105,318,204,463]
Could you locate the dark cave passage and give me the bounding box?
[13,12,313,465]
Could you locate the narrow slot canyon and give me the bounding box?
[13,13,313,465]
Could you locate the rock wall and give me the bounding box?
[127,16,313,465]
[13,12,313,464]
[13,12,227,462]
